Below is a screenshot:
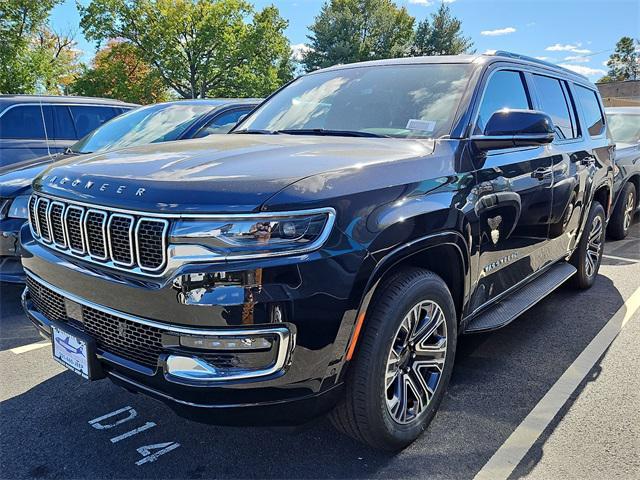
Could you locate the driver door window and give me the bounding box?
[476,70,532,134]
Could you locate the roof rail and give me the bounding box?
[484,50,589,80]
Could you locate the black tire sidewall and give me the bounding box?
[609,183,635,240]
[358,272,457,449]
[572,201,606,288]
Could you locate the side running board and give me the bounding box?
[465,262,577,333]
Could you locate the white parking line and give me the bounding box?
[602,254,639,263]
[474,285,640,480]
[10,341,50,354]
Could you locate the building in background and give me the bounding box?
[597,80,640,107]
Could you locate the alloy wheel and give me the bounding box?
[623,191,635,232]
[585,214,604,278]
[385,300,447,424]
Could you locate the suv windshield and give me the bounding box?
[236,63,472,139]
[607,113,640,145]
[72,103,214,154]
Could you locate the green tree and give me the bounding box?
[302,0,415,72]
[601,37,639,82]
[411,2,473,56]
[0,0,61,93]
[79,0,293,99]
[70,40,170,104]
[32,27,82,94]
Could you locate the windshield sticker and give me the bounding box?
[406,119,436,132]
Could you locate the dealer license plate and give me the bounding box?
[52,325,90,379]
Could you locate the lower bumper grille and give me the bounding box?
[26,275,162,367]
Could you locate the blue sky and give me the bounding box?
[51,0,639,81]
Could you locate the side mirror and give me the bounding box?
[472,109,555,151]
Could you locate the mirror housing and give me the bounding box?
[471,109,555,151]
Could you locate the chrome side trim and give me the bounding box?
[24,270,292,381]
[84,209,108,260]
[28,195,40,238]
[107,213,135,267]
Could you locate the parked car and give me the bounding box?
[605,107,640,239]
[0,95,136,168]
[20,52,613,451]
[0,99,260,283]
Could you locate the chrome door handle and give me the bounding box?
[532,167,552,180]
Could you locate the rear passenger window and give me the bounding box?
[0,105,46,139]
[52,106,77,139]
[69,106,119,138]
[476,70,531,134]
[574,85,605,137]
[532,75,576,140]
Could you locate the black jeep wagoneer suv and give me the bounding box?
[21,52,613,450]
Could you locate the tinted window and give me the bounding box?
[69,106,120,138]
[0,105,46,139]
[574,85,605,137]
[476,70,531,134]
[239,64,473,139]
[52,106,76,139]
[194,108,252,138]
[532,75,576,140]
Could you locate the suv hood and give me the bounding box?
[35,135,434,213]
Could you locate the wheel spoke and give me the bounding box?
[385,299,449,425]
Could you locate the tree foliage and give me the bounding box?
[70,40,169,104]
[411,2,474,56]
[79,0,294,99]
[600,37,639,82]
[32,27,82,94]
[0,0,66,93]
[302,0,415,72]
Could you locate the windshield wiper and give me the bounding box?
[275,129,388,138]
[232,129,279,135]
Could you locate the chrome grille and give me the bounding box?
[28,194,169,275]
[85,210,107,259]
[27,275,162,367]
[49,202,66,247]
[65,206,85,253]
[37,198,51,241]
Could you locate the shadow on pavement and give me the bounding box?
[0,269,628,479]
[0,282,42,350]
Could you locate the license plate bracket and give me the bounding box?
[51,322,104,380]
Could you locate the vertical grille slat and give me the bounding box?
[136,219,169,271]
[36,198,51,241]
[28,195,169,276]
[108,214,134,266]
[28,195,40,237]
[65,206,85,253]
[85,210,108,260]
[49,202,66,247]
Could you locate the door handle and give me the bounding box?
[531,167,552,180]
[580,156,596,166]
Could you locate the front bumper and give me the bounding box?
[0,218,26,283]
[20,225,368,424]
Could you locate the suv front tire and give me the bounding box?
[330,268,457,451]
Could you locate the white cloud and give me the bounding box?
[291,43,312,61]
[564,55,590,63]
[408,0,455,5]
[545,43,591,55]
[481,27,516,36]
[558,64,606,77]
[535,56,550,61]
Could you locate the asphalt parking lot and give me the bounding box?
[1,220,638,480]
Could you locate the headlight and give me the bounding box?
[7,195,30,219]
[170,208,336,260]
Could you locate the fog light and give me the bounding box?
[179,334,274,351]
